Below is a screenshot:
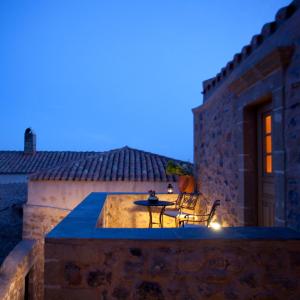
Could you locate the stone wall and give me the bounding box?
[0,240,39,300]
[193,4,300,229]
[22,181,177,299]
[103,194,177,228]
[22,205,70,300]
[194,89,240,226]
[285,38,300,231]
[23,179,179,238]
[101,193,208,228]
[45,236,300,300]
[24,179,179,238]
[44,193,300,299]
[23,205,70,240]
[0,182,27,265]
[28,180,177,211]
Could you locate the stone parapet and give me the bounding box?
[0,240,38,300]
[44,193,300,299]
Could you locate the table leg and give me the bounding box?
[159,206,166,228]
[147,206,152,228]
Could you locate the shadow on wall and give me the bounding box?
[0,183,27,265]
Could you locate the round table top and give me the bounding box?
[134,200,174,207]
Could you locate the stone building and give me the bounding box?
[0,128,185,264]
[2,2,300,299]
[193,0,300,230]
[0,128,97,263]
[23,145,184,242]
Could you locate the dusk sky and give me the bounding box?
[0,0,290,161]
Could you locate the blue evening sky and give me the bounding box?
[0,0,290,161]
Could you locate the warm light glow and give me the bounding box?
[265,115,271,134]
[266,155,272,173]
[266,135,272,153]
[264,114,272,174]
[209,222,222,231]
[167,183,173,194]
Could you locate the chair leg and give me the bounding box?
[178,219,184,227]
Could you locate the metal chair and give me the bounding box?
[180,199,221,227]
[172,192,185,209]
[163,193,200,227]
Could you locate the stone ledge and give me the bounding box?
[0,239,37,300]
[0,240,36,276]
[46,192,300,241]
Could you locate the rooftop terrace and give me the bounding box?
[45,193,300,299]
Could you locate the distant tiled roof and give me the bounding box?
[29,147,187,182]
[0,147,191,182]
[0,151,98,174]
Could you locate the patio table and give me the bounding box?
[134,200,174,228]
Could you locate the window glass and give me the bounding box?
[266,155,272,173]
[266,135,272,153]
[264,113,272,174]
[265,115,271,134]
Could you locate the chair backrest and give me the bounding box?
[174,193,185,209]
[180,193,200,210]
[206,200,221,226]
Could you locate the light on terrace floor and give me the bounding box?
[209,222,222,231]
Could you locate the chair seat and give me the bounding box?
[164,210,188,219]
[163,210,180,218]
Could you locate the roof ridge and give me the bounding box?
[0,147,191,164]
[202,0,299,97]
[113,145,192,165]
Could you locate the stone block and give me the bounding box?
[44,260,61,285]
[45,287,99,300]
[135,281,164,300]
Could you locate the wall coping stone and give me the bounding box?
[46,193,300,241]
[0,240,37,300]
[0,240,36,275]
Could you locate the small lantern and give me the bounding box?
[167,183,173,194]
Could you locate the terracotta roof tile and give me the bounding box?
[0,147,192,182]
[28,146,191,182]
[0,151,98,174]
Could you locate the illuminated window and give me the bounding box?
[266,135,272,153]
[265,115,271,134]
[266,155,272,173]
[263,113,272,174]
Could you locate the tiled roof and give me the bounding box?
[0,151,98,174]
[0,147,190,182]
[29,147,187,182]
